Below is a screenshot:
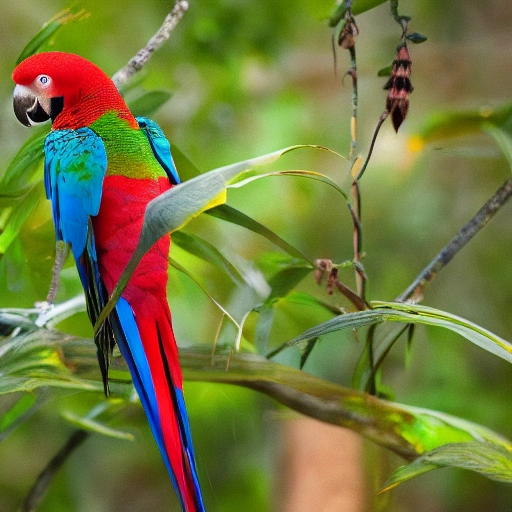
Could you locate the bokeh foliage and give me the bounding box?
[1,1,512,511]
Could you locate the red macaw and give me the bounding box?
[12,52,204,512]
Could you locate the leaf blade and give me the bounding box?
[380,442,512,494]
[94,145,342,333]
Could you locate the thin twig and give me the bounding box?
[111,0,189,88]
[21,430,89,512]
[346,43,367,300]
[398,177,512,303]
[390,0,409,35]
[355,110,388,181]
[333,6,367,305]
[348,47,358,161]
[348,200,367,302]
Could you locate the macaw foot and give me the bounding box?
[34,300,55,327]
[33,296,87,329]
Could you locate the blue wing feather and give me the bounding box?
[44,128,107,260]
[136,116,180,185]
[44,128,113,393]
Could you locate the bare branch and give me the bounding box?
[398,177,512,303]
[111,1,189,88]
[4,328,509,464]
[21,430,89,512]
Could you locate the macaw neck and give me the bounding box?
[51,85,137,130]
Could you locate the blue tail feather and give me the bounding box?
[113,298,185,509]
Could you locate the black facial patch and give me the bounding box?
[50,96,64,121]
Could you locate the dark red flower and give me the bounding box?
[384,44,413,132]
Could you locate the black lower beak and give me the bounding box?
[13,85,50,127]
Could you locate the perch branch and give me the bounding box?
[111,0,189,88]
[3,327,510,464]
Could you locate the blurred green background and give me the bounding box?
[1,0,512,510]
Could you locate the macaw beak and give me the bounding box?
[13,84,51,127]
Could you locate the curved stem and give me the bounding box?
[355,111,388,181]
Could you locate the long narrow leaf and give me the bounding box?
[16,8,89,64]
[172,231,245,285]
[268,302,512,363]
[374,301,512,361]
[0,130,47,193]
[169,258,239,329]
[206,204,313,264]
[62,411,134,441]
[94,145,342,332]
[329,0,387,26]
[0,185,41,254]
[127,89,172,118]
[380,442,512,494]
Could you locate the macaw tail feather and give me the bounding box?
[112,297,204,512]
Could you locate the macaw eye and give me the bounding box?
[37,75,51,88]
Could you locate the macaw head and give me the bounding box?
[12,52,124,128]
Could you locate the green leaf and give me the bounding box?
[228,168,348,198]
[0,129,47,194]
[374,301,512,362]
[266,266,313,303]
[377,65,393,77]
[482,122,512,172]
[406,32,428,44]
[0,184,42,254]
[0,241,31,297]
[94,145,342,332]
[416,104,512,142]
[380,442,512,493]
[62,411,134,441]
[172,230,245,285]
[284,291,345,315]
[16,7,90,64]
[169,258,239,328]
[206,204,313,264]
[0,393,38,439]
[300,338,319,369]
[267,308,381,358]
[268,301,512,363]
[352,323,377,391]
[255,253,314,304]
[254,305,275,354]
[127,89,172,118]
[352,324,409,392]
[170,144,202,182]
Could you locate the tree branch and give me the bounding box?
[3,327,509,464]
[398,177,512,303]
[111,0,189,89]
[21,430,89,512]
